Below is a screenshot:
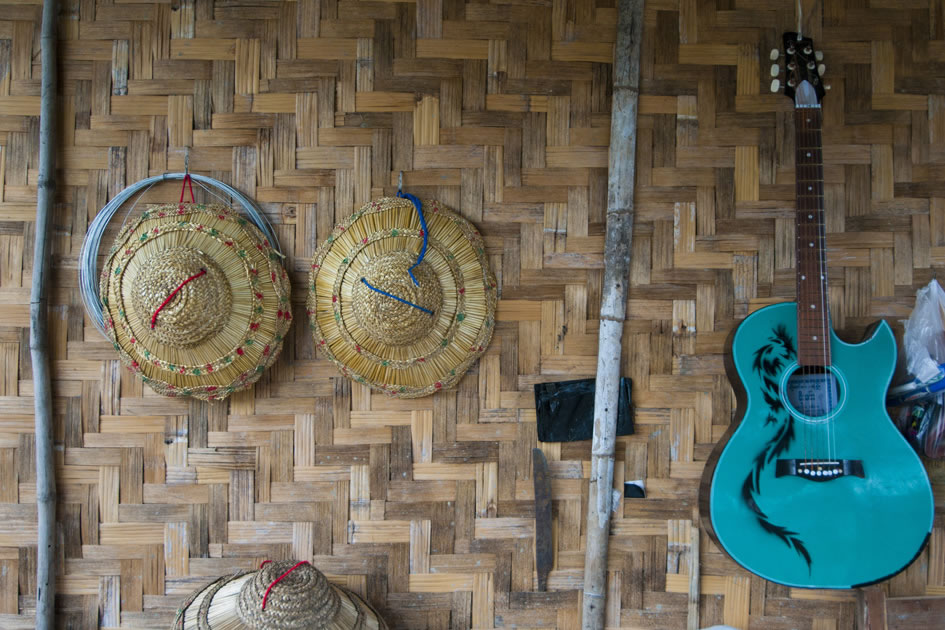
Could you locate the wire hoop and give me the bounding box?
[79,173,281,337]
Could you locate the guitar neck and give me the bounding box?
[794,105,831,366]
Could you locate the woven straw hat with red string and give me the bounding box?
[99,176,291,401]
[173,560,389,630]
[308,195,497,398]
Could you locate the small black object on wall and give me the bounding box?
[534,377,634,443]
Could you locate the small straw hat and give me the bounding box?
[173,561,389,630]
[308,196,497,398]
[100,202,292,401]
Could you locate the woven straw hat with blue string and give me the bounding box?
[308,195,497,398]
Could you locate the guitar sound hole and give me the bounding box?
[785,366,841,419]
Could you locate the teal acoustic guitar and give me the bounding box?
[700,33,934,589]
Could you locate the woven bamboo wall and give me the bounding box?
[0,0,944,628]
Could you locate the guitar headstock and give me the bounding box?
[769,32,827,106]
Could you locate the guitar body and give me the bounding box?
[701,303,934,588]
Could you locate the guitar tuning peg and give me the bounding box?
[815,50,824,61]
[769,48,780,61]
[770,63,780,77]
[770,78,781,93]
[818,64,826,76]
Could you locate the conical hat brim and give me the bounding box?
[308,197,497,398]
[174,572,389,630]
[101,203,291,400]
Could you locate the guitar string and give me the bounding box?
[799,0,833,466]
[792,20,838,469]
[794,23,809,467]
[798,107,812,466]
[812,108,834,464]
[805,110,813,464]
[818,110,837,463]
[797,109,816,460]
[795,0,828,467]
[807,106,833,463]
[804,108,819,460]
[811,107,836,464]
[824,119,838,465]
[799,103,830,465]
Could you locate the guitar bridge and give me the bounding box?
[775,459,864,481]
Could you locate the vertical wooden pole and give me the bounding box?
[687,524,701,630]
[857,586,888,630]
[31,0,59,628]
[580,1,643,628]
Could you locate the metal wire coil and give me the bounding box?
[79,173,281,337]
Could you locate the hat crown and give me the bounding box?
[237,562,340,629]
[353,251,442,347]
[130,247,231,348]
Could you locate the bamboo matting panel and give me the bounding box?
[1,0,944,628]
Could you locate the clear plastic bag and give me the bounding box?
[886,279,945,458]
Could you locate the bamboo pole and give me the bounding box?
[31,0,59,628]
[687,522,701,630]
[581,1,643,628]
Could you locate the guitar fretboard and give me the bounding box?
[794,106,831,367]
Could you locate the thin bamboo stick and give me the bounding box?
[687,523,701,630]
[581,1,643,628]
[31,0,58,628]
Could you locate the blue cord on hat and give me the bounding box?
[360,190,433,315]
[397,190,428,287]
[360,278,434,315]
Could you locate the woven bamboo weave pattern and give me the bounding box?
[0,0,944,628]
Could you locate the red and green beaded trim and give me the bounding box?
[101,203,292,401]
[327,228,467,369]
[107,223,266,373]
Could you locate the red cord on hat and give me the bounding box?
[150,269,207,329]
[180,173,195,203]
[261,561,310,610]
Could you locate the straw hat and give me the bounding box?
[173,561,389,630]
[307,196,497,398]
[100,202,292,401]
